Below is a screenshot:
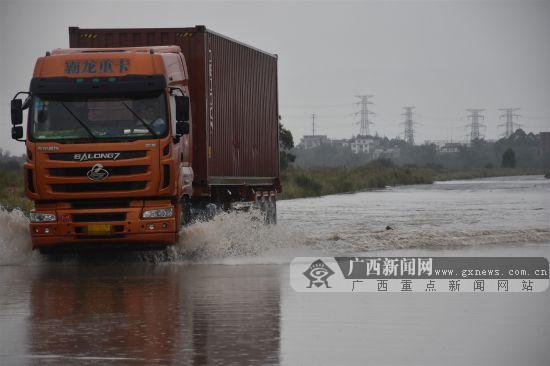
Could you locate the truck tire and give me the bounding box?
[179,200,192,227]
[38,247,54,255]
[259,195,277,225]
[182,201,218,224]
[268,197,277,224]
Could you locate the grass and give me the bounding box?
[280,160,545,200]
[433,167,543,181]
[0,169,32,215]
[280,159,435,199]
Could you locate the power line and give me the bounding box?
[281,103,353,109]
[354,95,375,136]
[415,113,467,123]
[522,115,550,120]
[498,108,521,137]
[465,108,485,142]
[281,113,354,119]
[401,106,417,145]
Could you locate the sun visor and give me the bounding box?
[29,75,166,95]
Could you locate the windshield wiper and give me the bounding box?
[60,102,97,141]
[122,102,158,137]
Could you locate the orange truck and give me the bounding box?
[10,26,280,253]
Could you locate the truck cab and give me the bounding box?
[11,46,193,250]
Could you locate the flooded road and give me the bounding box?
[1,176,549,365]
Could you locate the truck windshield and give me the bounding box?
[29,93,168,141]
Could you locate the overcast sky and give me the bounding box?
[1,0,549,155]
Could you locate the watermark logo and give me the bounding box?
[303,259,335,288]
[291,257,549,293]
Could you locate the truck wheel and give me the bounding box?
[38,247,53,255]
[179,200,192,227]
[265,196,277,225]
[259,195,277,225]
[184,201,217,223]
[204,203,217,221]
[270,197,277,224]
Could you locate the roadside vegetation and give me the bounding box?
[0,150,32,215]
[431,167,541,181]
[279,158,540,199]
[293,129,544,171]
[279,124,548,199]
[280,158,433,199]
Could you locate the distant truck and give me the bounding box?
[10,26,280,252]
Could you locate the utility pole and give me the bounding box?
[498,108,520,137]
[466,109,485,142]
[354,95,375,136]
[401,106,416,145]
[311,113,316,136]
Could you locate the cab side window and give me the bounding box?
[169,95,177,137]
[169,89,184,137]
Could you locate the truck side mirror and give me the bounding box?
[11,99,23,125]
[176,121,190,135]
[175,95,189,122]
[12,126,23,140]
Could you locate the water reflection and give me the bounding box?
[26,264,281,365]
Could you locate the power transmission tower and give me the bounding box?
[354,95,375,136]
[311,113,316,136]
[498,108,521,137]
[466,109,485,142]
[401,106,416,145]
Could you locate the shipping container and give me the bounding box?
[69,26,279,188]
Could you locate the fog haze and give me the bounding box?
[1,0,549,155]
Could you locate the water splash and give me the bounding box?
[0,207,38,265]
[162,210,311,264]
[0,203,548,266]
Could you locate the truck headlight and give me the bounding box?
[30,212,57,222]
[142,207,174,219]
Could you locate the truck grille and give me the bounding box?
[48,151,147,161]
[72,212,127,222]
[49,165,148,177]
[43,149,153,196]
[51,181,147,193]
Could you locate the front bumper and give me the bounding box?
[30,202,177,249]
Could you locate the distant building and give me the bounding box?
[329,139,349,148]
[349,135,377,154]
[427,140,466,153]
[300,135,328,149]
[298,134,402,157]
[439,142,463,153]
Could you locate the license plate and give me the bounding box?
[87,224,112,235]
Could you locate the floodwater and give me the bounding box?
[0,176,549,365]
